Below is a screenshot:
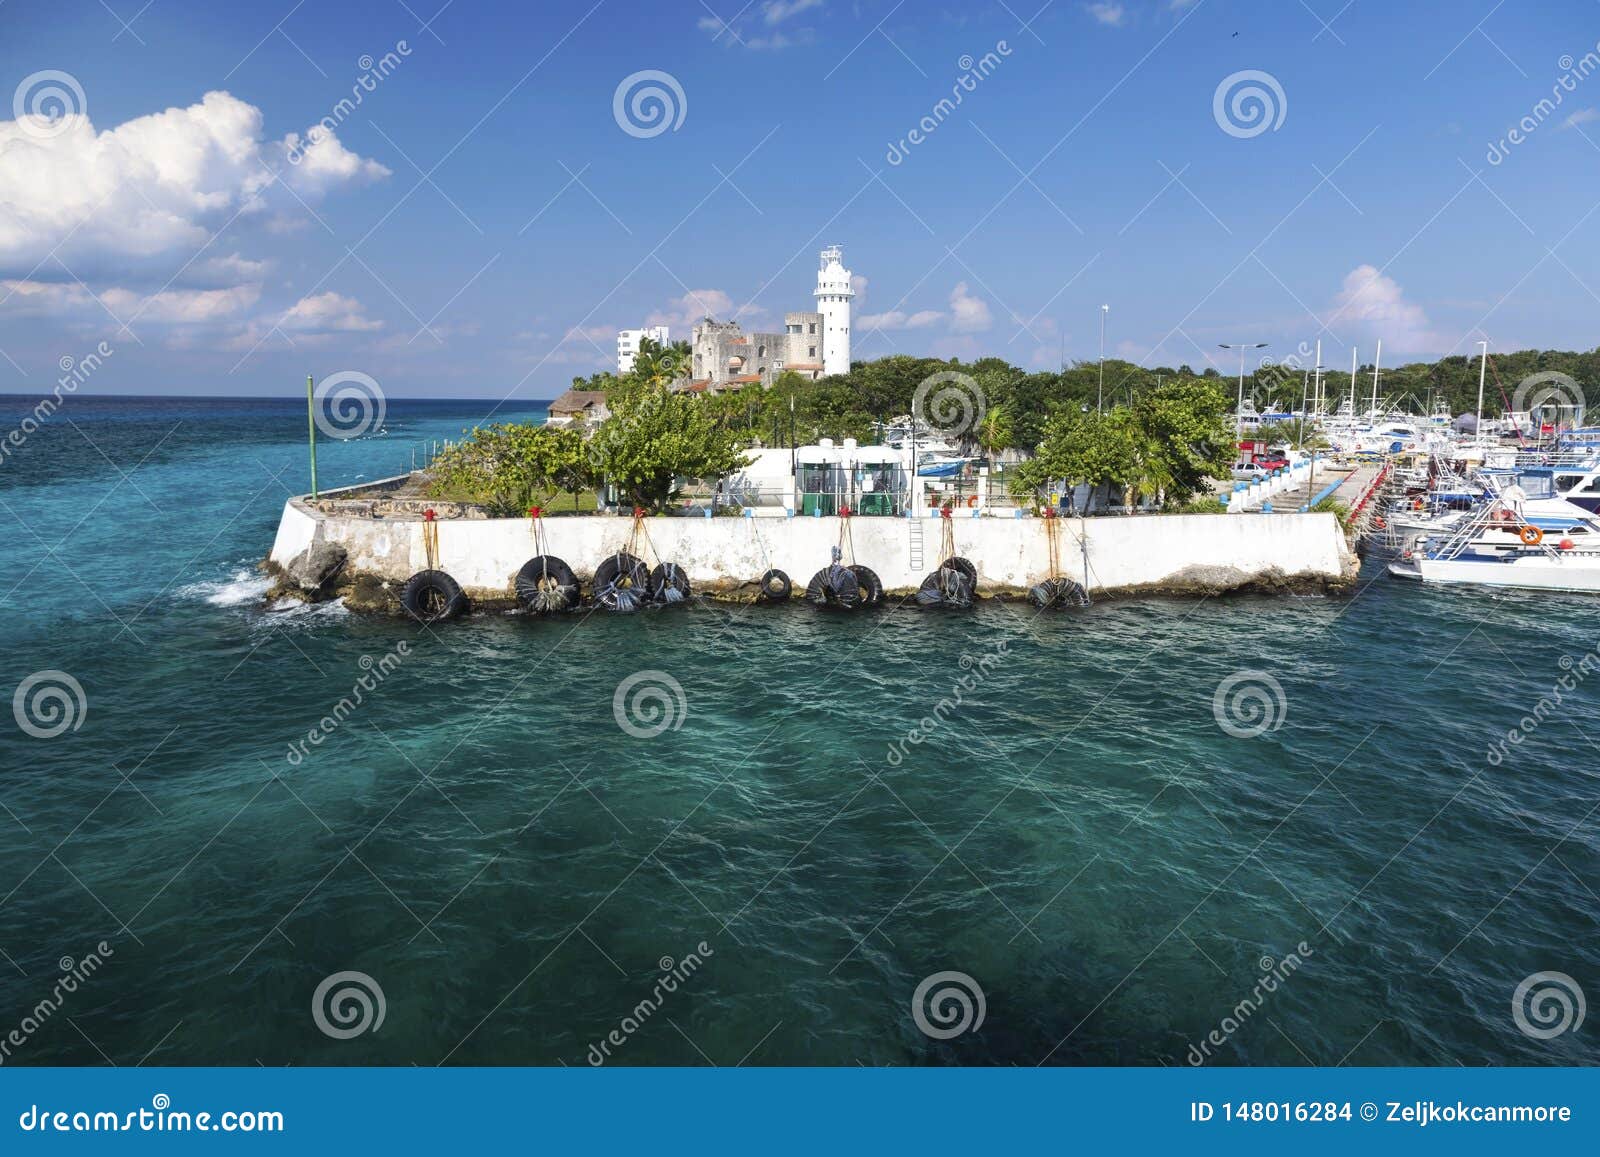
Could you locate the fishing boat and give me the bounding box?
[1388,498,1600,592]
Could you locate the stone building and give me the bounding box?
[683,246,852,392]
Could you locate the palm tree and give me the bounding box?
[976,404,1013,462]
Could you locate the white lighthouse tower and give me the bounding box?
[814,244,854,377]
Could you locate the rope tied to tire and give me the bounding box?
[743,515,791,603]
[806,545,861,609]
[915,509,975,609]
[514,507,580,614]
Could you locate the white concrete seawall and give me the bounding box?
[268,477,1358,601]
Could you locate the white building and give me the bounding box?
[685,246,855,391]
[617,325,670,375]
[814,244,853,377]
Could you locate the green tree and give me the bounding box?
[428,423,591,515]
[1130,379,1233,507]
[589,383,750,510]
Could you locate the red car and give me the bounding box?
[1254,454,1289,472]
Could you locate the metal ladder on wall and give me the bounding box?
[908,517,925,574]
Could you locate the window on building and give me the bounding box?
[808,346,816,358]
[758,344,766,356]
[787,324,800,334]
[808,322,816,334]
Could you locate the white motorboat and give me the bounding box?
[1388,498,1600,592]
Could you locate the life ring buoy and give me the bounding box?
[1519,525,1544,546]
[966,495,979,508]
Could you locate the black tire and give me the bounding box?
[848,565,883,607]
[1027,577,1090,610]
[400,569,468,623]
[649,562,692,605]
[757,568,792,603]
[941,555,978,585]
[915,565,973,609]
[515,555,579,614]
[805,564,860,609]
[593,551,650,613]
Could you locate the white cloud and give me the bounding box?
[281,291,382,332]
[1562,107,1600,130]
[1,278,259,325]
[700,0,820,48]
[103,284,262,323]
[1329,264,1437,352]
[1085,2,1126,26]
[763,0,823,23]
[0,90,386,276]
[948,282,992,332]
[646,288,771,331]
[281,127,390,195]
[859,308,943,331]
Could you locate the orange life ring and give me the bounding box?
[1520,525,1544,546]
[967,495,979,508]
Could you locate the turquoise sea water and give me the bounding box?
[0,395,1596,1067]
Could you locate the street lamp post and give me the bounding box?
[1219,342,1268,447]
[1097,304,1109,414]
[1474,339,1488,444]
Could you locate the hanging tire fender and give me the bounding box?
[400,569,469,623]
[515,555,579,614]
[805,564,861,609]
[649,562,693,605]
[848,565,884,607]
[757,568,792,602]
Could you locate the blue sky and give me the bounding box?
[1,0,1598,398]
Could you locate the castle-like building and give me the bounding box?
[685,245,853,392]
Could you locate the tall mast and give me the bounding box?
[1371,340,1382,417]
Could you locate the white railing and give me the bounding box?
[1223,456,1320,514]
